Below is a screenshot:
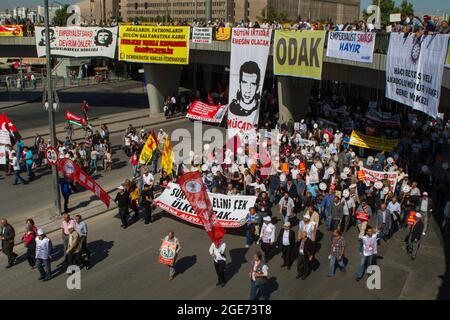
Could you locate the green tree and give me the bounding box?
[52,4,71,26]
[362,0,414,26]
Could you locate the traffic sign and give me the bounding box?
[45,146,58,166]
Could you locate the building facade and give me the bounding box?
[77,0,121,24]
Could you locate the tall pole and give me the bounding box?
[194,0,197,20]
[205,0,212,22]
[44,0,61,216]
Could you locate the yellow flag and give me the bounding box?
[139,134,157,164]
[161,136,174,175]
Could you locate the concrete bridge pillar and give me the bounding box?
[277,76,315,125]
[143,64,182,114]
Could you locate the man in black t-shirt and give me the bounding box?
[141,184,153,225]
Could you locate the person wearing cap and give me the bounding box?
[407,212,424,259]
[278,192,295,223]
[341,189,355,233]
[66,225,81,268]
[356,226,377,281]
[416,192,433,236]
[328,230,346,277]
[377,203,392,242]
[209,239,227,287]
[276,222,295,269]
[296,231,314,280]
[298,213,315,241]
[35,229,53,281]
[115,185,130,229]
[10,150,27,186]
[258,216,275,262]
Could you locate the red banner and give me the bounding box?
[58,158,110,208]
[66,111,87,127]
[186,100,228,123]
[0,113,18,133]
[0,25,23,37]
[178,172,226,245]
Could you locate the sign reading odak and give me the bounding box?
[119,26,190,65]
[274,30,326,80]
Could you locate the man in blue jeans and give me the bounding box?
[245,207,260,248]
[11,151,27,185]
[35,229,53,281]
[23,147,35,181]
[356,226,377,281]
[328,230,346,277]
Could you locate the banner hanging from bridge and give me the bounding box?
[385,32,448,119]
[118,26,190,64]
[154,182,256,228]
[227,28,272,138]
[0,25,23,36]
[326,31,376,63]
[186,100,227,123]
[215,27,231,41]
[273,30,326,80]
[35,26,118,58]
[192,27,213,44]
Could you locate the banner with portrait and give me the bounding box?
[192,27,213,44]
[35,26,118,58]
[326,31,376,63]
[273,30,326,80]
[386,33,448,118]
[118,26,190,64]
[227,28,272,138]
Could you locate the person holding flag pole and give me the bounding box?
[161,136,174,176]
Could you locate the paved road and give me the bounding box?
[0,80,148,129]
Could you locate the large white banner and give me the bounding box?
[192,27,213,44]
[227,28,272,138]
[0,130,11,145]
[35,26,118,58]
[154,182,257,228]
[359,167,398,192]
[326,31,376,63]
[386,33,448,118]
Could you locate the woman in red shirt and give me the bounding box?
[22,219,37,269]
[130,151,139,179]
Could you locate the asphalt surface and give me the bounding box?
[0,82,447,300]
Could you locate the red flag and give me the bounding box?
[58,158,110,208]
[66,111,88,127]
[178,172,226,246]
[0,113,18,133]
[152,128,158,145]
[324,129,334,143]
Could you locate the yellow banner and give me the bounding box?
[0,25,23,36]
[161,136,174,175]
[118,25,190,64]
[139,134,157,164]
[273,30,326,80]
[215,27,231,41]
[349,130,398,152]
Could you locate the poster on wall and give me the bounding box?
[192,27,213,44]
[273,30,326,80]
[386,32,448,118]
[326,31,376,63]
[35,26,118,58]
[118,25,190,64]
[227,28,272,138]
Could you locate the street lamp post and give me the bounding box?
[44,0,62,216]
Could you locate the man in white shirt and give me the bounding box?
[356,226,377,281]
[11,151,27,185]
[387,196,401,230]
[142,167,154,188]
[35,229,53,281]
[277,222,295,269]
[259,216,275,262]
[278,192,294,222]
[209,240,227,287]
[341,189,355,233]
[298,214,315,241]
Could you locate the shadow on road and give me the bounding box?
[226,248,248,283]
[87,239,114,269]
[175,255,197,276]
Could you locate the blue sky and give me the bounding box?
[1,0,449,13]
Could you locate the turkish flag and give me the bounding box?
[58,158,110,208]
[178,172,226,246]
[66,111,88,127]
[0,113,18,133]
